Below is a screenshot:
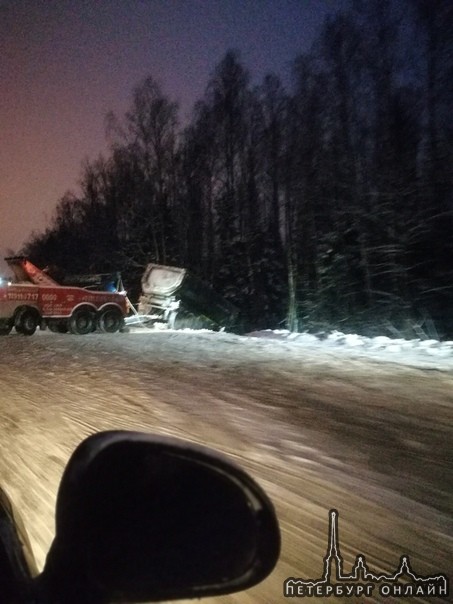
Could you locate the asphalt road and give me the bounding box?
[0,330,451,603]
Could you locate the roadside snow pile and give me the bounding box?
[246,329,453,370]
[128,324,453,370]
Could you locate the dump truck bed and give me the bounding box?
[137,264,239,330]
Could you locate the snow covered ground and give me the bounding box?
[246,328,453,371]
[0,327,452,603]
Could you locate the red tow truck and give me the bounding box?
[0,257,128,336]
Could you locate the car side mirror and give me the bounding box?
[39,431,280,603]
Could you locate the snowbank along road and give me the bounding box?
[0,328,452,603]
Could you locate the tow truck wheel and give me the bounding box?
[97,307,124,333]
[14,309,39,336]
[0,322,12,335]
[48,320,68,334]
[69,308,95,335]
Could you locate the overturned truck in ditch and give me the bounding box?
[127,264,239,331]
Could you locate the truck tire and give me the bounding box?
[14,309,39,336]
[0,322,12,335]
[48,320,69,334]
[97,307,124,333]
[69,308,95,335]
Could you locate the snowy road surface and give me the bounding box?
[0,329,452,603]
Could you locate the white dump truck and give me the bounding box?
[127,264,239,331]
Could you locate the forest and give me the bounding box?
[23,0,453,337]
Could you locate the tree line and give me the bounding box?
[23,0,453,337]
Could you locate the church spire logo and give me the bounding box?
[284,509,449,599]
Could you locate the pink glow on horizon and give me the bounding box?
[0,0,347,271]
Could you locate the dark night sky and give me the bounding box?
[0,0,348,271]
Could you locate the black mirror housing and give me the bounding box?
[39,431,280,603]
